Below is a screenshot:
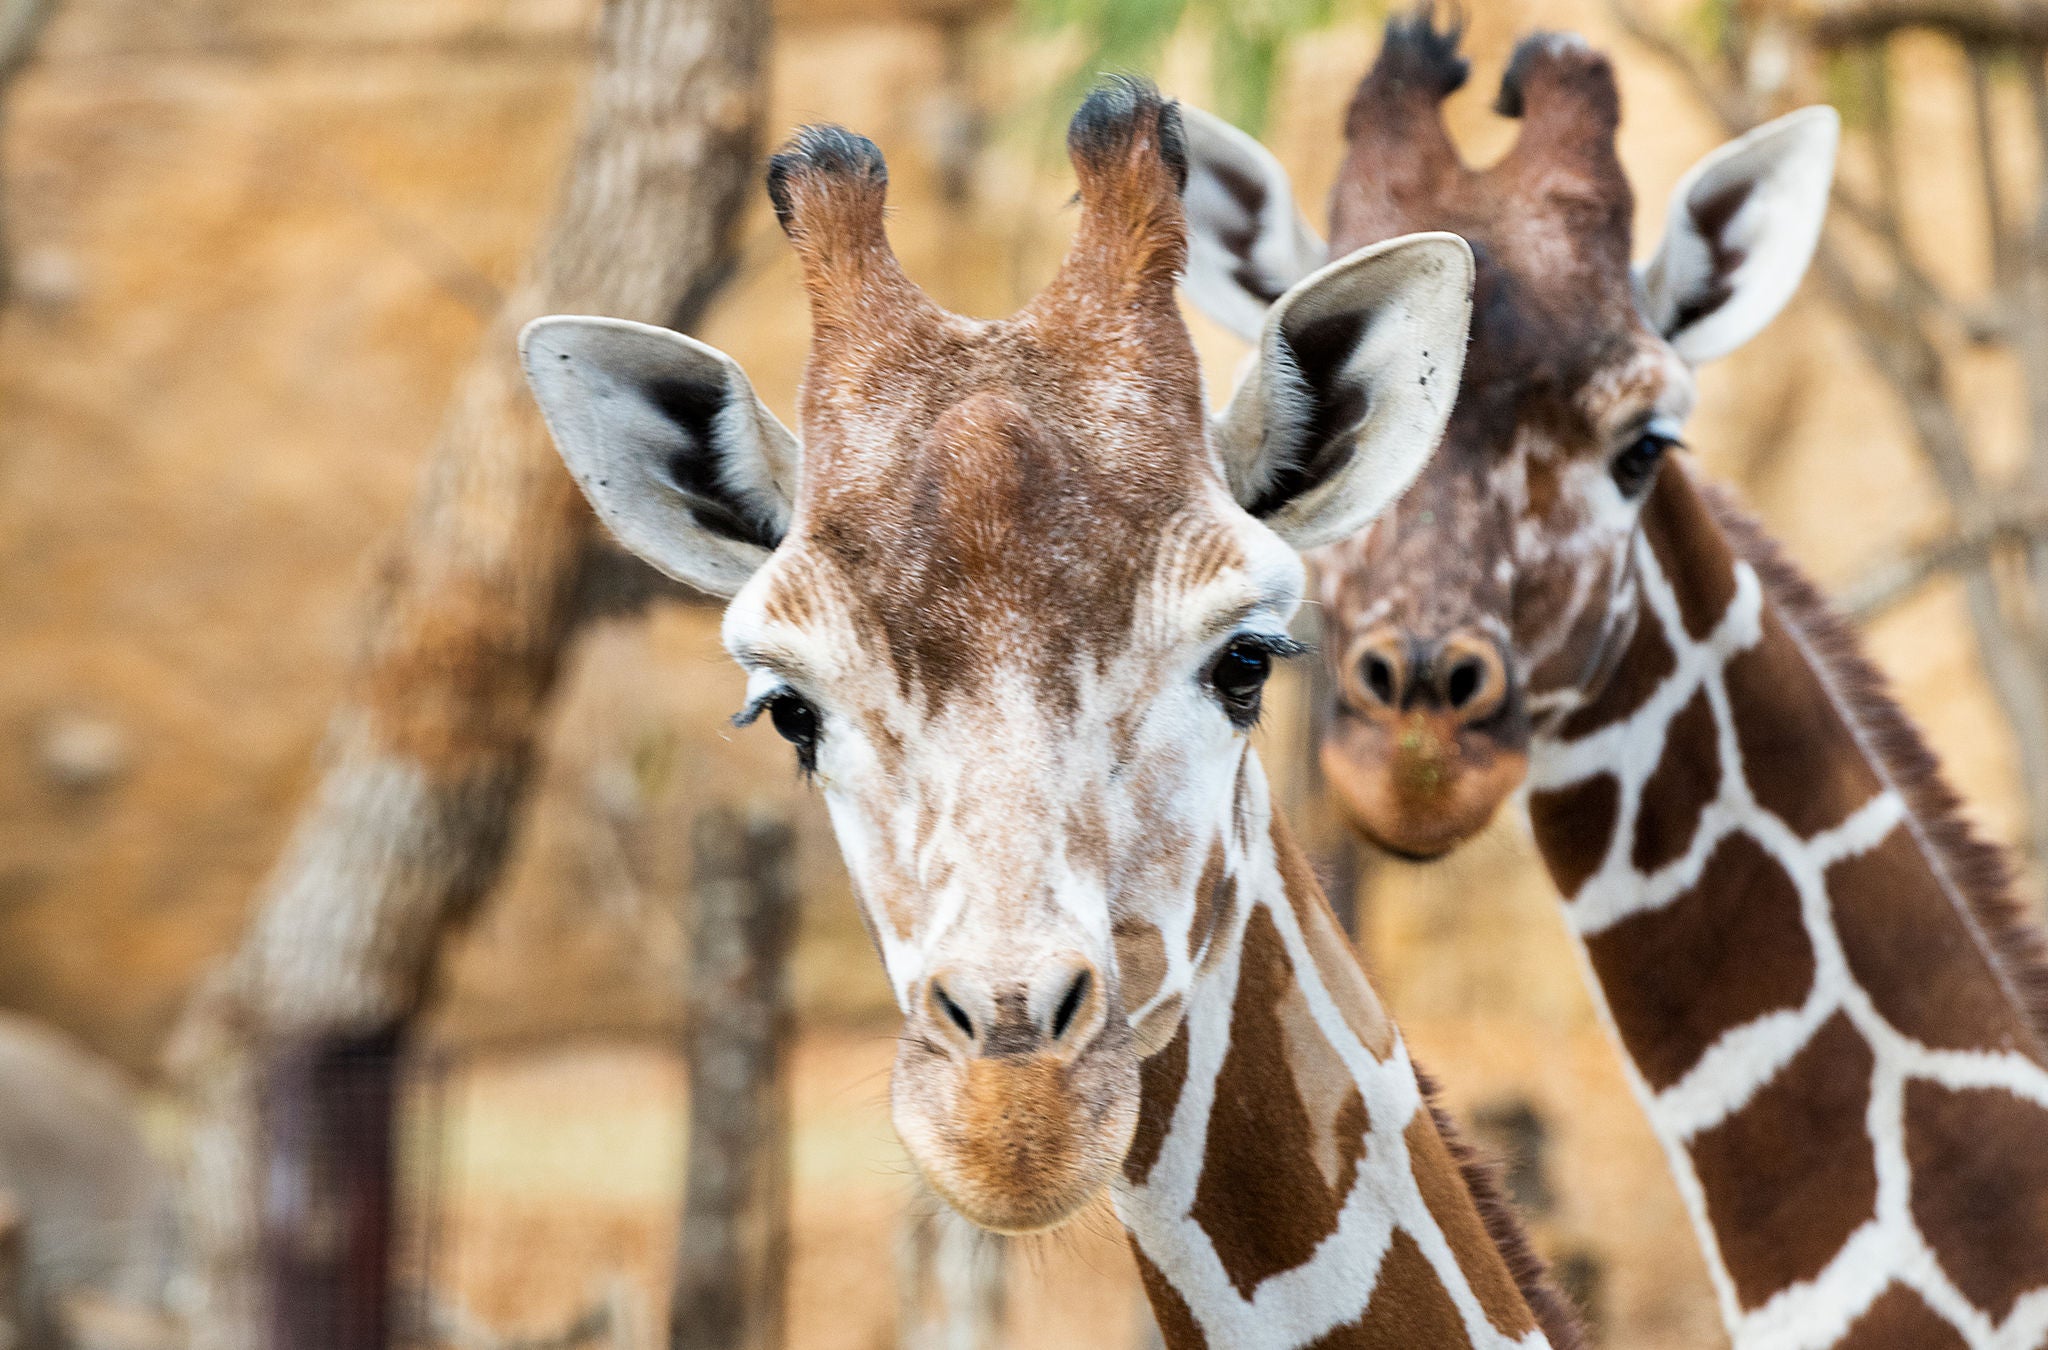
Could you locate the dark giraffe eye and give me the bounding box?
[736,689,820,773]
[1612,425,1680,498]
[1209,638,1282,728]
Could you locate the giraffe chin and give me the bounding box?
[1319,711,1529,861]
[890,1040,1141,1235]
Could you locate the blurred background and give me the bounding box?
[2,0,2042,1345]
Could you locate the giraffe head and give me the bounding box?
[520,82,1473,1233]
[1178,11,1837,858]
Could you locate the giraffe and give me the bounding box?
[1177,13,2048,1349]
[519,79,1585,1350]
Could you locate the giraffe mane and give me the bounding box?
[1412,1061,1589,1350]
[1704,483,2048,1049]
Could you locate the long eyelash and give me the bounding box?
[732,689,780,728]
[1243,634,1312,661]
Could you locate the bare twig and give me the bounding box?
[1805,0,2048,51]
[1842,500,2048,619]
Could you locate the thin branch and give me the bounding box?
[1607,0,1755,132]
[1806,0,2048,51]
[1967,45,2015,291]
[1842,500,2048,619]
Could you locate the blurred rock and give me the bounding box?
[10,247,82,312]
[33,713,128,794]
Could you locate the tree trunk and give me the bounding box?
[166,4,770,1346]
[669,808,800,1350]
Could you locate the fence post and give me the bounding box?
[0,1195,22,1350]
[670,806,799,1350]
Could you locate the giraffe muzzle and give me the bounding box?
[892,957,1140,1234]
[1323,624,1529,857]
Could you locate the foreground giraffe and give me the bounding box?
[522,81,1583,1349]
[1180,14,2048,1349]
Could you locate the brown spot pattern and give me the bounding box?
[1188,840,1232,966]
[1130,1243,1209,1349]
[1837,1284,1968,1349]
[1723,607,1885,839]
[1275,817,1394,1058]
[1305,1229,1472,1350]
[1828,823,2044,1063]
[1903,1080,2048,1321]
[1631,687,1719,873]
[1642,465,1738,643]
[1189,906,1351,1298]
[1114,917,1169,1016]
[1687,1012,1877,1310]
[1555,605,1676,741]
[1123,1020,1189,1187]
[1404,1111,1538,1338]
[1587,831,1813,1090]
[1528,774,1619,897]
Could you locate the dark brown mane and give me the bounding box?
[1704,483,2048,1050]
[1413,1061,1589,1350]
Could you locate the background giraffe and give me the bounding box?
[1177,13,2048,1350]
[522,79,1584,1349]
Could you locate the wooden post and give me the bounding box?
[670,806,800,1350]
[0,1194,22,1350]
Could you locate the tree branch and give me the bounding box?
[1842,499,2048,619]
[1804,0,2048,51]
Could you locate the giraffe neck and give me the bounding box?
[1115,753,1574,1350]
[1527,461,2048,1349]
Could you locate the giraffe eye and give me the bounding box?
[1209,639,1276,728]
[1612,428,1679,498]
[766,692,820,772]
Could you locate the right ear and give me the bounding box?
[520,316,799,598]
[1179,104,1328,343]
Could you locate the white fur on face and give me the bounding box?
[722,491,1307,1031]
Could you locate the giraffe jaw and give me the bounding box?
[1318,710,1529,859]
[890,1030,1142,1234]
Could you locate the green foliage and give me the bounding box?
[1020,0,1359,136]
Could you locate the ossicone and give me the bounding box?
[1048,76,1191,307]
[764,123,926,330]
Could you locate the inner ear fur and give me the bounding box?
[519,315,798,599]
[1639,106,1839,365]
[1214,231,1474,550]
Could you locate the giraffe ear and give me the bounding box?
[1212,231,1472,551]
[1179,103,1328,343]
[520,316,799,598]
[1638,106,1838,365]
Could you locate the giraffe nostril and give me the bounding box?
[1363,651,1399,705]
[1445,656,1484,710]
[1049,969,1091,1043]
[932,981,976,1042]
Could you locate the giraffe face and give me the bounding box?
[723,404,1307,1234]
[523,83,1475,1235]
[1179,18,1836,859]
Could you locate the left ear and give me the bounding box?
[1638,106,1839,364]
[1213,231,1473,550]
